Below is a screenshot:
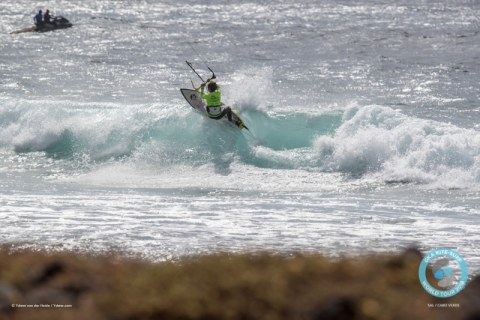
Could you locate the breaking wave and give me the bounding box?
[1,97,480,189]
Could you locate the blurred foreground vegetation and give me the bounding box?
[0,246,479,320]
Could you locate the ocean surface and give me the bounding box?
[1,0,480,273]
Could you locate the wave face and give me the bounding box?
[2,96,480,190]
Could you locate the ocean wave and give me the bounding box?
[314,105,480,188]
[2,98,480,188]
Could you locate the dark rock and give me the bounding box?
[31,261,64,286]
[309,297,356,320]
[464,311,480,320]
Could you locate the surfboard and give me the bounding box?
[180,88,248,130]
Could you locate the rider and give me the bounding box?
[44,10,52,24]
[200,79,233,122]
[34,10,43,28]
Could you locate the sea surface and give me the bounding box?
[1,0,480,273]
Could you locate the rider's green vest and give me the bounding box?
[200,85,221,107]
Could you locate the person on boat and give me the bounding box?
[34,10,44,28]
[200,79,233,122]
[44,10,52,24]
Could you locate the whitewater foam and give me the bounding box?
[316,105,480,189]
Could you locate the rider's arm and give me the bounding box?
[200,78,211,98]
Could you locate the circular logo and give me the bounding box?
[418,248,468,298]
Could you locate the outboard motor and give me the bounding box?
[53,16,73,28]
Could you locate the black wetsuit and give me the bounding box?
[44,12,52,23]
[207,106,233,122]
